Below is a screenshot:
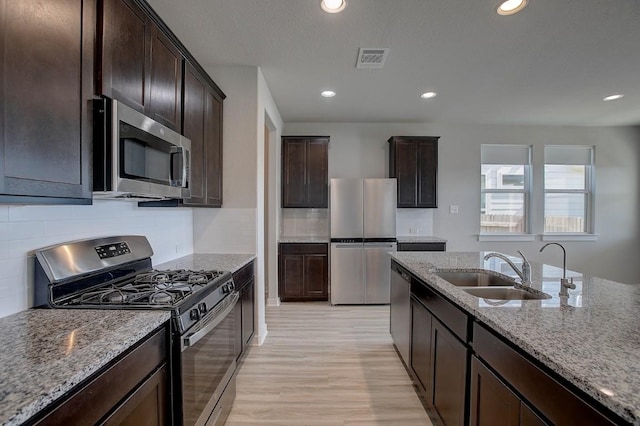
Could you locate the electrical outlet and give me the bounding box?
[449,205,459,214]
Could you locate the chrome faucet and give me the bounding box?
[483,251,531,286]
[540,242,576,298]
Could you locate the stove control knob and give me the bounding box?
[190,309,200,321]
[198,302,207,314]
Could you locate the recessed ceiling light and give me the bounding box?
[496,0,528,15]
[603,94,624,101]
[320,0,346,13]
[421,91,437,99]
[321,90,336,98]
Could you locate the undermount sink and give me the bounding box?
[462,287,551,301]
[435,270,516,287]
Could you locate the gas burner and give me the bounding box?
[134,271,171,285]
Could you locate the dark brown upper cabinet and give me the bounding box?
[99,0,183,131]
[0,0,94,204]
[388,136,439,208]
[281,136,328,208]
[182,61,223,207]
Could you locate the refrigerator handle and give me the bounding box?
[364,243,397,248]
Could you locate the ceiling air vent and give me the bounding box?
[355,48,389,69]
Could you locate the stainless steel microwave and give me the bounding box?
[93,98,191,201]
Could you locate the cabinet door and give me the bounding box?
[470,356,521,426]
[0,0,93,203]
[303,254,328,299]
[431,317,467,426]
[305,138,328,208]
[417,140,438,207]
[205,90,223,206]
[100,0,149,112]
[394,141,419,207]
[279,254,304,300]
[282,139,307,207]
[242,279,255,347]
[182,62,206,205]
[102,365,169,426]
[521,402,548,426]
[410,298,432,392]
[147,24,182,131]
[233,295,243,360]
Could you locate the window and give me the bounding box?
[544,146,594,234]
[480,145,531,234]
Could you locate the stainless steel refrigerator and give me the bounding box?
[330,178,397,304]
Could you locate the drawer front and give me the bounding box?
[411,281,469,342]
[278,243,328,255]
[233,260,255,290]
[473,323,618,426]
[397,242,446,251]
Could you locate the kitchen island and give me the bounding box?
[390,251,640,425]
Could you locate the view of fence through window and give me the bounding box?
[544,164,587,232]
[481,165,527,233]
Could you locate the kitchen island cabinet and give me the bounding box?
[0,0,93,205]
[389,252,635,425]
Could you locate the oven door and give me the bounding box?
[180,292,239,426]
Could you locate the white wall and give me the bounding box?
[284,122,640,284]
[194,66,259,254]
[0,201,193,318]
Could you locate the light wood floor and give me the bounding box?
[226,302,433,426]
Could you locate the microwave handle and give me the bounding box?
[170,146,188,188]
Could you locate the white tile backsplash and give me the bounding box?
[0,200,194,318]
[396,209,434,236]
[280,208,329,237]
[194,208,256,253]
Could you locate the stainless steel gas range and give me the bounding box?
[33,235,237,426]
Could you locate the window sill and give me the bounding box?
[542,233,598,242]
[478,234,536,242]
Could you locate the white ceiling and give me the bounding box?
[146,0,640,126]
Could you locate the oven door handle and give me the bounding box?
[182,292,239,351]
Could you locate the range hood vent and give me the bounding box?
[355,48,389,69]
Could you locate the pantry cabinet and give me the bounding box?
[0,0,93,204]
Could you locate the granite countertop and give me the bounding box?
[390,251,640,424]
[0,309,170,425]
[396,236,447,243]
[154,253,256,272]
[278,236,330,243]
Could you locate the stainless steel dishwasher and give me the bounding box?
[390,263,411,365]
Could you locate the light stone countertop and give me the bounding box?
[0,309,170,425]
[396,236,448,243]
[278,236,330,243]
[390,251,640,425]
[154,253,256,272]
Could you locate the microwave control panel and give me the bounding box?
[95,242,131,259]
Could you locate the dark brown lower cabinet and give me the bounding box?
[430,317,468,426]
[233,260,255,361]
[410,296,468,426]
[470,356,522,426]
[31,326,169,425]
[278,243,328,301]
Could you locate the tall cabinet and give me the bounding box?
[281,136,329,208]
[388,136,439,208]
[0,0,94,204]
